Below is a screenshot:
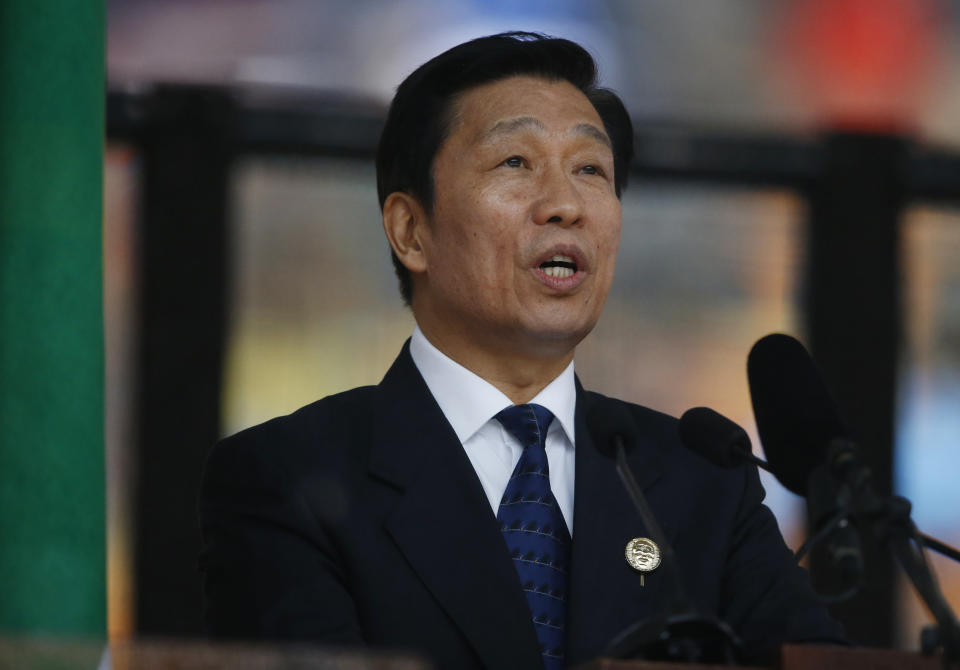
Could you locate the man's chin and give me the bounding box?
[512,319,596,357]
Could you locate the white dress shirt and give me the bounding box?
[409,326,577,535]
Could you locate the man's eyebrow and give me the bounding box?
[477,116,545,142]
[573,123,612,149]
[477,116,612,150]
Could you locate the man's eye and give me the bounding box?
[581,165,599,175]
[502,156,524,168]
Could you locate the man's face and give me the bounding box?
[413,75,622,360]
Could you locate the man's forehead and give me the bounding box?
[445,77,611,150]
[476,116,612,149]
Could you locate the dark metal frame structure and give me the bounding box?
[107,83,960,645]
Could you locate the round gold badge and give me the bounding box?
[625,537,662,573]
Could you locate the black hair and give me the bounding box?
[376,31,634,305]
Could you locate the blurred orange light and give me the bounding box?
[778,0,943,131]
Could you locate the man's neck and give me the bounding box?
[414,323,575,405]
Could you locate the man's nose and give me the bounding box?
[531,167,584,227]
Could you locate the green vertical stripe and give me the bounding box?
[0,2,106,635]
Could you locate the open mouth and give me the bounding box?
[538,254,579,279]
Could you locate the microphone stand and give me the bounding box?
[738,440,960,566]
[797,508,960,567]
[920,534,960,564]
[801,439,960,667]
[735,437,960,664]
[604,436,743,665]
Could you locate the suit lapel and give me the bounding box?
[566,386,670,665]
[368,343,543,670]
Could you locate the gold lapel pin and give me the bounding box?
[625,537,662,586]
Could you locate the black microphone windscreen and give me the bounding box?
[678,407,752,468]
[747,334,850,496]
[586,400,636,459]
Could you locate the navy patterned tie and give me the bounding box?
[495,403,570,670]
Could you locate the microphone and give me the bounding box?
[745,336,865,595]
[746,334,878,521]
[747,335,955,595]
[587,401,742,664]
[746,334,851,497]
[744,335,960,565]
[743,335,960,659]
[678,404,861,594]
[678,407,766,471]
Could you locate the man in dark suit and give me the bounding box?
[199,32,843,669]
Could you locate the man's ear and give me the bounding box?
[382,191,429,274]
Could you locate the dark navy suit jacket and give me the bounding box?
[199,341,843,668]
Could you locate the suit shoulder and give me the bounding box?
[224,385,375,443]
[206,385,378,475]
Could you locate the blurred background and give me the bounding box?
[100,0,960,655]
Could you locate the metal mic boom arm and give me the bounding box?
[824,439,960,664]
[611,435,690,615]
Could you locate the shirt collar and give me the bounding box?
[409,325,577,446]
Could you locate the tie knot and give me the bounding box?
[495,403,554,450]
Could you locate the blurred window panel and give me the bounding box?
[104,144,140,640]
[223,157,416,436]
[223,161,806,540]
[897,205,960,648]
